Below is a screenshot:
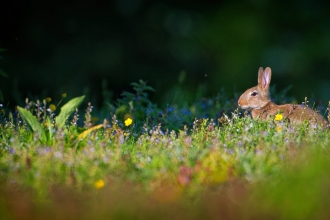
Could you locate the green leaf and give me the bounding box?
[55,95,85,128]
[130,82,140,87]
[140,97,151,103]
[144,86,155,91]
[17,106,47,144]
[0,68,8,77]
[115,104,127,115]
[139,79,146,84]
[121,91,135,97]
[0,48,6,53]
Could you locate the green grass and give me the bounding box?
[0,82,330,219]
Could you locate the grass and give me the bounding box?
[0,81,330,219]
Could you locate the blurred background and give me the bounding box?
[1,0,330,108]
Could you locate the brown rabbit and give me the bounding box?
[238,67,329,129]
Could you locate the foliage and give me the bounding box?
[0,81,330,219]
[16,95,85,145]
[17,107,47,144]
[55,95,85,128]
[4,1,330,106]
[115,80,156,123]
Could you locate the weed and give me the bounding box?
[0,81,329,219]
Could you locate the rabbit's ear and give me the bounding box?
[260,67,272,90]
[257,67,264,85]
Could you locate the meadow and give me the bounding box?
[1,80,330,220]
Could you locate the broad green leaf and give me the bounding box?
[17,106,47,143]
[0,48,6,52]
[55,95,85,128]
[78,124,103,140]
[0,68,8,77]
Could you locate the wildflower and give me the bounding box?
[49,104,56,111]
[256,149,262,155]
[276,126,283,132]
[94,179,105,189]
[62,93,67,98]
[44,121,54,127]
[166,106,174,113]
[45,97,52,102]
[124,117,133,127]
[275,113,283,121]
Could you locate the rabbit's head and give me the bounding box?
[238,67,272,109]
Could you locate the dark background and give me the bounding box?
[1,0,330,108]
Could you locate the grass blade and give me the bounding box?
[55,96,85,128]
[17,106,47,143]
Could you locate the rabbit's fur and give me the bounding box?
[238,67,329,129]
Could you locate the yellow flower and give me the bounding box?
[49,104,56,111]
[276,126,283,132]
[44,122,54,127]
[94,179,105,189]
[62,93,67,98]
[45,97,52,102]
[275,113,283,121]
[124,118,133,127]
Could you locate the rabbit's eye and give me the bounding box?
[251,91,258,96]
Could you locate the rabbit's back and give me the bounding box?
[251,102,329,128]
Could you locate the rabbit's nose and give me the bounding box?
[238,99,247,106]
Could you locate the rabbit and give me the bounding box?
[238,67,329,129]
